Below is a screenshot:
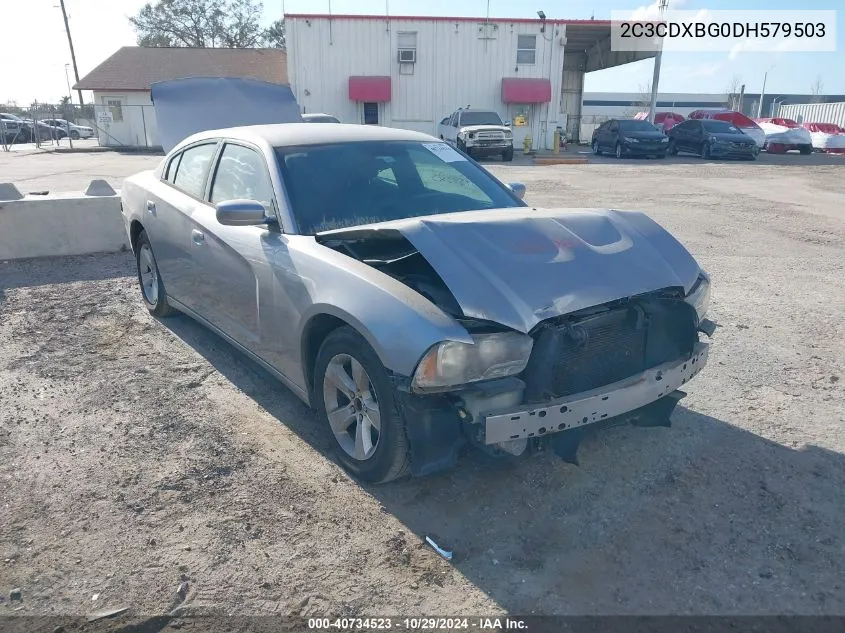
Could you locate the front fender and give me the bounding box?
[289,239,472,380]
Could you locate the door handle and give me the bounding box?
[191,229,205,245]
[146,200,156,215]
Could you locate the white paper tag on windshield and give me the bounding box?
[422,142,466,163]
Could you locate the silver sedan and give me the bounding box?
[122,123,714,483]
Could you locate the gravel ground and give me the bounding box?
[1,161,844,621]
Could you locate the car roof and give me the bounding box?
[176,123,437,150]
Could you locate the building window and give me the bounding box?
[102,97,124,122]
[516,35,536,64]
[363,102,379,125]
[512,105,531,127]
[397,31,417,57]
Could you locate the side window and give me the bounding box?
[409,148,492,204]
[172,143,217,198]
[516,35,537,64]
[451,113,459,127]
[164,152,182,184]
[609,122,618,133]
[209,143,274,210]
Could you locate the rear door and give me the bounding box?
[687,121,704,152]
[150,141,220,308]
[186,141,279,350]
[604,121,619,150]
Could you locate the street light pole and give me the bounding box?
[64,64,73,99]
[59,0,84,106]
[647,0,669,124]
[757,65,775,118]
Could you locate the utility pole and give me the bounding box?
[59,0,84,106]
[757,71,768,118]
[737,83,745,113]
[647,0,668,124]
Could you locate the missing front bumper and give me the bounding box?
[482,342,709,444]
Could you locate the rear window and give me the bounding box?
[702,120,741,134]
[618,120,661,132]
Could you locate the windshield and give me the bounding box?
[702,120,742,134]
[618,120,661,132]
[459,111,503,126]
[304,115,340,123]
[1,113,22,121]
[275,141,524,234]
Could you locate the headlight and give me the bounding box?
[412,332,534,391]
[685,274,711,322]
[623,136,640,143]
[504,130,513,138]
[660,137,669,143]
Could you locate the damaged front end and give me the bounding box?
[316,211,715,474]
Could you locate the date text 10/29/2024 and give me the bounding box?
[308,617,528,630]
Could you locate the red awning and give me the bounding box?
[501,78,551,104]
[348,76,391,102]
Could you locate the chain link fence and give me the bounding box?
[1,102,160,151]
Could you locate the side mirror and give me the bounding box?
[504,121,512,127]
[508,182,526,200]
[215,199,270,226]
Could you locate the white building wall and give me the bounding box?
[287,16,567,149]
[92,90,158,148]
[777,102,845,127]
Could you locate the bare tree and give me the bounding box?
[810,76,825,103]
[625,83,653,118]
[723,75,742,110]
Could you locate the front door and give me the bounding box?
[187,141,277,349]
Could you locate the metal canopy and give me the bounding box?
[564,23,656,73]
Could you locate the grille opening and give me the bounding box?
[521,295,697,403]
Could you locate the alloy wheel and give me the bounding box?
[138,243,159,305]
[322,353,381,461]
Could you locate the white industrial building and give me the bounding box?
[285,13,654,149]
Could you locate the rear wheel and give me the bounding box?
[135,230,175,317]
[70,130,80,140]
[799,145,812,155]
[667,139,678,155]
[502,147,514,161]
[592,140,602,155]
[314,327,410,484]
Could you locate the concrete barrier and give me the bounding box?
[0,192,128,260]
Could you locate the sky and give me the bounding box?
[1,0,842,105]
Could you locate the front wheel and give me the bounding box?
[135,230,175,317]
[502,147,514,161]
[70,130,80,140]
[315,327,410,484]
[667,139,678,155]
[701,143,711,159]
[615,143,623,159]
[456,138,467,155]
[592,140,602,155]
[799,145,812,155]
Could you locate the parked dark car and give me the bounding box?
[667,119,759,160]
[591,119,668,159]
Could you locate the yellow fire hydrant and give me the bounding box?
[553,128,561,154]
[523,135,532,155]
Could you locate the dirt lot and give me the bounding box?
[2,159,845,622]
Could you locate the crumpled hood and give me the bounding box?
[320,208,702,333]
[459,124,511,134]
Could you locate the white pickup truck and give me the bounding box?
[438,109,514,161]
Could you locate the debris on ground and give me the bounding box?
[425,536,453,561]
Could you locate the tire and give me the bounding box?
[592,140,602,155]
[799,145,812,155]
[701,143,710,159]
[314,326,410,484]
[615,143,622,159]
[70,130,80,140]
[667,139,678,155]
[135,230,175,317]
[457,138,467,154]
[502,147,514,161]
